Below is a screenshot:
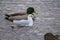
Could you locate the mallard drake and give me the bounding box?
[5,7,37,21]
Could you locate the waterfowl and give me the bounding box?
[5,7,37,21]
[44,33,58,40]
[12,14,34,26]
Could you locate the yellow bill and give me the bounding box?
[33,11,38,15]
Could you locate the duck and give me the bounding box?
[5,7,37,21]
[44,33,59,40]
[12,14,34,27]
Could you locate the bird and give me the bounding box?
[44,33,59,40]
[12,14,34,27]
[5,7,37,21]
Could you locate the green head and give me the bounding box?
[27,7,37,14]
